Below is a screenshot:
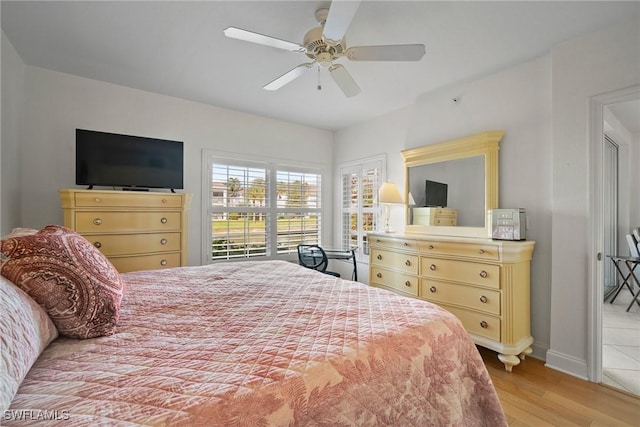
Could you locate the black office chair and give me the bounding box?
[297,244,341,277]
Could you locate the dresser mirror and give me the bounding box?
[401,130,504,238]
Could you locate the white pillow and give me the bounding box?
[0,276,58,411]
[1,228,39,239]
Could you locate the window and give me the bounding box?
[205,153,323,262]
[339,156,386,262]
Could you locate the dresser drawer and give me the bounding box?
[109,252,181,273]
[371,249,419,274]
[444,305,501,342]
[84,232,181,256]
[75,211,181,233]
[74,192,183,208]
[420,279,500,315]
[432,216,457,226]
[419,241,499,260]
[370,267,418,296]
[421,257,500,289]
[369,236,418,251]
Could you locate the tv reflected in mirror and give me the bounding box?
[425,180,448,207]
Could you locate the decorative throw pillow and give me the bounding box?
[0,225,124,339]
[0,228,38,269]
[0,276,58,411]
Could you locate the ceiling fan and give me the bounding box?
[223,1,426,97]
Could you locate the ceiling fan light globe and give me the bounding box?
[317,52,334,68]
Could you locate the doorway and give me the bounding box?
[588,86,640,396]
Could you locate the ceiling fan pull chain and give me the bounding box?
[317,65,322,91]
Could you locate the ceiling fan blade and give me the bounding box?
[224,27,305,52]
[346,44,426,61]
[264,63,314,91]
[329,64,361,97]
[323,0,361,45]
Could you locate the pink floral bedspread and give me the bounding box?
[9,261,506,426]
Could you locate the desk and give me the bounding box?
[324,247,358,281]
[608,255,640,312]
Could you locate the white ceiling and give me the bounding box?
[2,1,639,131]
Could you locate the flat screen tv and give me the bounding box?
[76,129,183,191]
[425,180,448,207]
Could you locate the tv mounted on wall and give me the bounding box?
[76,129,184,191]
[425,180,448,207]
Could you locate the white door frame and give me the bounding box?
[587,85,640,382]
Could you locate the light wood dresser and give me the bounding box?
[412,207,458,226]
[369,231,535,371]
[59,189,191,273]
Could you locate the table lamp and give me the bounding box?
[378,182,404,233]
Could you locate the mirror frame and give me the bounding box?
[401,130,504,238]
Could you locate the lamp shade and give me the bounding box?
[378,182,404,204]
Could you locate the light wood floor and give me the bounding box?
[479,347,640,426]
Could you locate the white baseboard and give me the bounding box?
[545,349,589,380]
[529,342,548,361]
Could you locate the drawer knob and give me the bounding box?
[377,254,383,260]
[162,199,167,204]
[94,198,101,203]
[480,295,488,303]
[480,321,488,329]
[479,249,485,254]
[160,217,168,224]
[405,260,411,267]
[428,245,434,250]
[376,272,382,278]
[160,259,168,266]
[479,270,488,278]
[93,218,102,226]
[93,241,102,249]
[404,242,409,246]
[429,264,437,271]
[376,239,381,243]
[429,286,437,293]
[405,281,411,287]
[160,238,168,245]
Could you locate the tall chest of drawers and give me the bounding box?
[369,232,535,371]
[59,189,191,273]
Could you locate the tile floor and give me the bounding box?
[602,287,640,395]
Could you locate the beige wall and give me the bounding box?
[547,17,640,377]
[11,67,334,264]
[1,31,25,234]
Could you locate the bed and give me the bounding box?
[1,226,507,426]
